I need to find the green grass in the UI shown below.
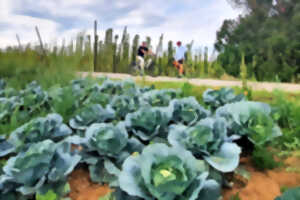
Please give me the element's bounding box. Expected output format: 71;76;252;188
0;48;78;90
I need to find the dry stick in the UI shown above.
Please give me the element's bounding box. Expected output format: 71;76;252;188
16;34;22;51
93;20;98;72
35;26;48;63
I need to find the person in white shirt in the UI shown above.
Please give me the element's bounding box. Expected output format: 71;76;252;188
174;41;187;76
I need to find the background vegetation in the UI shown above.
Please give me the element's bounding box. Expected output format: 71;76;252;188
216;0;300;82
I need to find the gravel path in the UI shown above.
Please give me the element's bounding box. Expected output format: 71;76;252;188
79;72;300;93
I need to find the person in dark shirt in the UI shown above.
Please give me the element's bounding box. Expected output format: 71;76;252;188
136;42;153;74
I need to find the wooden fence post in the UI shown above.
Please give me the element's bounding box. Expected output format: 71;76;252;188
94;20;98;72
35;26;47;60
16;34;22;51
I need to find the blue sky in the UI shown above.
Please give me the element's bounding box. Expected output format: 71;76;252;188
0;0;241;53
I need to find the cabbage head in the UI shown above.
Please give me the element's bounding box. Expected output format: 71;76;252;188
169;97;210;126
119;143;221;200
216;101;282;145
0;140;80;196
80;123;143;186
125;106;172;141
141;89;179;107
8;113;72;152
168;117;241;173
69;104;115;130
203;88;245;110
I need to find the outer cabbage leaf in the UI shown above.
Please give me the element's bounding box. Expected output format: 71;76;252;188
119;143;212;200
125;106;172;141
216;101;282;145
0;136;15;157
204;143;241;173
8;113;72;151
203;88;245;110
169;97;210;126
196;179;221;200
69;104;115;130
275;187;300;200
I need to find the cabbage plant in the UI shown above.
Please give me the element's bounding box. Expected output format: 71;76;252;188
216;101;282;145
110;95;141;120
141;89;179;107
7;113;72;152
0;140;80;196
169;97;210;126
19;81;49;114
0;97;21;123
168;117;241;173
125;106;172;141
119;143;221;200
203;88;245;110
80;123;143;186
69;104;115;130
83;84;111;107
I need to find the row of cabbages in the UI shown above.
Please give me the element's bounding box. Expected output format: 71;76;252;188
0;78;282;200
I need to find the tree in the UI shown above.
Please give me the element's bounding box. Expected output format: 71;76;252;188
216;0;300;82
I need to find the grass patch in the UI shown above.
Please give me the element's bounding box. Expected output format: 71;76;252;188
251;146;282;171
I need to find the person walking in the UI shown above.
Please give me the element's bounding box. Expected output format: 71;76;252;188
173;41;187;77
136;42;152;74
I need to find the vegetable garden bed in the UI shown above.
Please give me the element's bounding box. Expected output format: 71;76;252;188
0;77;299;200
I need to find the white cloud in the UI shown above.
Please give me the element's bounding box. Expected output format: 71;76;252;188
0;0;242;52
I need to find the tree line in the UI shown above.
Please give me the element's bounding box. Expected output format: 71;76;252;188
215;0;300;82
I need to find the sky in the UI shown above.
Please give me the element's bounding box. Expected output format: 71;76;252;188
0;0;242;54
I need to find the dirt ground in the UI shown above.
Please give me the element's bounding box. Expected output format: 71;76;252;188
79;72;300;93
223;155;300;200
68;168;111;200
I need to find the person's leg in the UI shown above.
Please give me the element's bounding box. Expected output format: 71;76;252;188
178;59;184;76
145;58;152;69
137;56;145;75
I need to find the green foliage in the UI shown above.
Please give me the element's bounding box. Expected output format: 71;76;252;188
181;82;193;97
99;192;115;200
36;190;57;200
251;146;281;171
216;0;300;82
230;192;241;200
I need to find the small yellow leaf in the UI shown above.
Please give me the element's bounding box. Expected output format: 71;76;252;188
160;169;172;178
132;152;139;157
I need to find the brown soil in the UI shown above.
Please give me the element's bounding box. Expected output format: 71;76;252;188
68;168;111;200
223;156;300;200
